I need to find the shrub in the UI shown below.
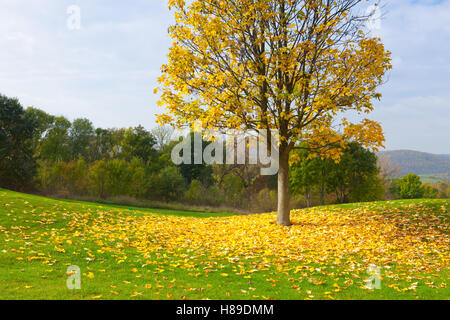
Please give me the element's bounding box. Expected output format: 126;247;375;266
150;166;186;201
253;188;277;212
105;159;132;196
184;179;203;204
222;174;245;207
423;184;439;199
203;185;222;207
350;175;385;202
390;174;424;199
127;158;149;199
88;160;108;198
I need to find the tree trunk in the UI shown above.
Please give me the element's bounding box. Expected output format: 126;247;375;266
306;188;311;208
277;150;291;226
320;168;325;205
320;181;325;206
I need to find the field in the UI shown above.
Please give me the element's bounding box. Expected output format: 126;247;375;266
420;173;450;184
0;188;448;300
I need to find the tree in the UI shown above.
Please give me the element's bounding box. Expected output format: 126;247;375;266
184;179;203;204
128;158;149;198
150;166;186;201
422;184;438;199
40;116;72;162
436;182;449;199
105;159;132;196
121;126;157;163
92;128;123;161
24;107;55;156
151;126;174;151
290;142;383;205
177;132;214;186
69;118;95;161
0;94;37;190
377;154;400;181
157;0;391;225
89;160;108;199
327;142;382;203
70;158;89;195
390;174;424;200
222;174;245;207
289;148;323;207
377;153;401;200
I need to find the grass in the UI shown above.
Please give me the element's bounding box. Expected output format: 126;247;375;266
0;188;448;300
40;193;238;217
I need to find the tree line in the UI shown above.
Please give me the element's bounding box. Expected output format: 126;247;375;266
1;94;448;212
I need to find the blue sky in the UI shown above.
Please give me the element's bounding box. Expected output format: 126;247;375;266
0;0;449;154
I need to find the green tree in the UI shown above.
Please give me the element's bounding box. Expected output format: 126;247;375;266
36;160;54;193
290;148;324;207
349;174;384;203
122;126;157;163
67;158;89;195
436;182;449;199
222;174;245;207
127;158;149;198
328;143;382;203
40;116;72;162
151;166;186;201
0;94;37;190
70;118;95;161
177;132;214;187
184;179;203;204
24;107;55;156
92;128;124;161
290;143;383;205
390;174;424;199
89;160;109;198
105;159;132;197
423;184;439;199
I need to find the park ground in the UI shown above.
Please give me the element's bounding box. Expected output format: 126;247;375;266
0;188;448;300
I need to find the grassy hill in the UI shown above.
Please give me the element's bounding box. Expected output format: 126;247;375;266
379;150;450;177
0;189;448;300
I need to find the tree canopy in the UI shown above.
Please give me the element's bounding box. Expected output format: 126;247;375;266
157;0;392;225
0;95;37;190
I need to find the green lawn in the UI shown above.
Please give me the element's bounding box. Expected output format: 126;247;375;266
0;188;448;300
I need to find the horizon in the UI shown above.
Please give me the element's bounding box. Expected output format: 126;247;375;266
380;149;450;156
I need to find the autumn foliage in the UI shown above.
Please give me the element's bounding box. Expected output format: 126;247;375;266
156;0;392;225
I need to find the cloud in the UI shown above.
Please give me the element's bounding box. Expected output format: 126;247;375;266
370;95;450;153
0;0;173;129
368;0;450;153
0;0;448;153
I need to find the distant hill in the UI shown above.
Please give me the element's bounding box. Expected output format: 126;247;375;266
378;150;450;176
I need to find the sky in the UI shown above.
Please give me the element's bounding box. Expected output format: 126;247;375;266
0;0;449;154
